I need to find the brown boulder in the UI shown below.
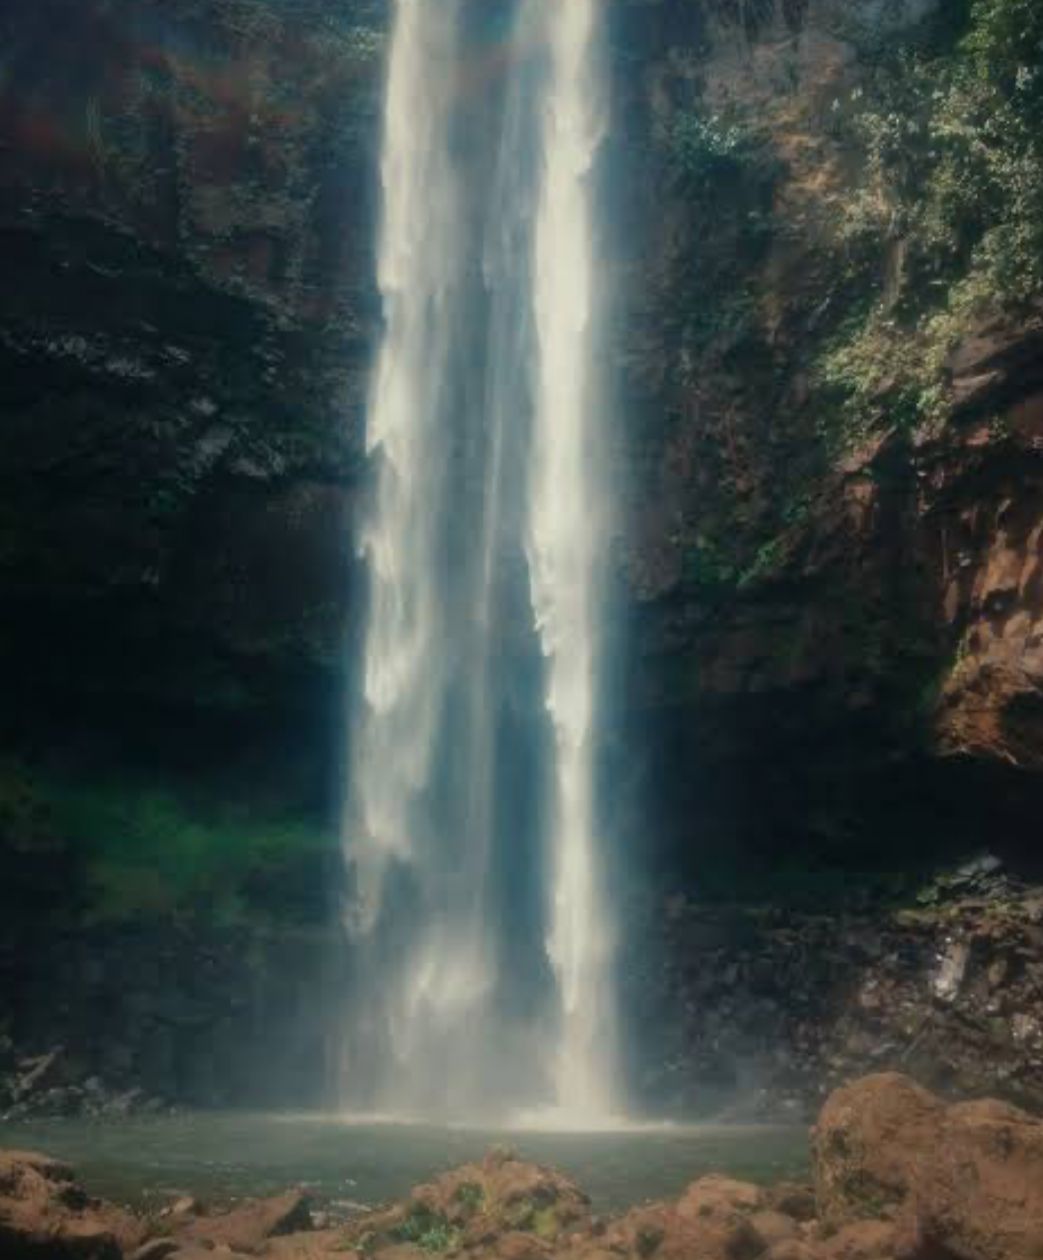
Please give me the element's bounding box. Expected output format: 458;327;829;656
605;1181;764;1260
402;1151;589;1246
764;1185;816;1224
487;1230;555;1260
0;1149;143;1259
677;1176;764;1221
266;1230;389;1259
814;1074;1043;1260
748;1211;799;1252
813;1073;943;1226
129;1242;181;1260
817;1221;895;1260
903;1098;1043;1260
179;1188;313;1253
764;1244;818;1260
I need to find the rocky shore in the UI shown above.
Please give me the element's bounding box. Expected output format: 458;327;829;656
2;1073;1040;1260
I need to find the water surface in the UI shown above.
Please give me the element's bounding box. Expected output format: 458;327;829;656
0;1114;808;1212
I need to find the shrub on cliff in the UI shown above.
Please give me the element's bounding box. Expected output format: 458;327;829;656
817;0;1043;444
1;764;332;928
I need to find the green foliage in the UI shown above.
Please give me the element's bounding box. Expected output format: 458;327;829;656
342;26;385;62
737;534;790;590
668;111;767;191
394;1208;460;1253
503;1196;560;1237
0;761;52;852
816;0;1043;445
530;1208;561;1241
686;536;740;593
43;778;330;925
453;1182;484;1213
685;521;797;597
664;106;779;372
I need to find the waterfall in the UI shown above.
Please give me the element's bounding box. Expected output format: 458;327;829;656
527;0;616;1121
342;0;618;1124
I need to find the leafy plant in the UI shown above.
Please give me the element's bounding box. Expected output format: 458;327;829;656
453;1182;484;1214
668;111;767;191
394;1208;461;1253
814;0;1043;445
41;778;331;925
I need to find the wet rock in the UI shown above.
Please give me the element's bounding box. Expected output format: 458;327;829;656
817;1220;896;1260
764;1244;818;1260
676;1175;764;1220
12;1047;66;1100
638;885;1043;1120
130;1241;182;1260
179;1188;313;1252
748;1210;799;1252
764;1185;816;1223
930;940;970;1003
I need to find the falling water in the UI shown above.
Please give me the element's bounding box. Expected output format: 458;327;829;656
527;0;617;1121
343;0;618;1123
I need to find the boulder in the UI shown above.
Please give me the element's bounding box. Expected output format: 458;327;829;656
129;1242;181;1260
748;1210;799;1252
814;1073;1043;1259
0;1149;143;1258
178;1188;313;1252
396;1151;589;1246
814;1073;944;1225
817;1221;896;1260
764;1185;816;1223
677;1176;765;1221
265;1229;376;1259
900;1098;1043;1260
764;1244;818;1260
604;1178;766;1260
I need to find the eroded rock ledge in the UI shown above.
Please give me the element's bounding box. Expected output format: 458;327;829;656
3;1074;1041;1260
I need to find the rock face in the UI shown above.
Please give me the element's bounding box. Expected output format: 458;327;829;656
628;881;1043;1119
0;0;381;787
0;919;342;1116
606;0;1043;880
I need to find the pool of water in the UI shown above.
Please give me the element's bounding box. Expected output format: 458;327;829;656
0;1113;809;1213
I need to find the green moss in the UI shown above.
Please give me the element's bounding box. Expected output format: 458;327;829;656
394;1207;461;1253
16;771;334;925
531;1207;561;1241
667;110;773;193
453;1182;484;1214
504;1199;536;1232
838;1171;899;1219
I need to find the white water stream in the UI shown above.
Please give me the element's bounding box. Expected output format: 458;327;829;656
343;0;618;1125
527;0;617;1121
